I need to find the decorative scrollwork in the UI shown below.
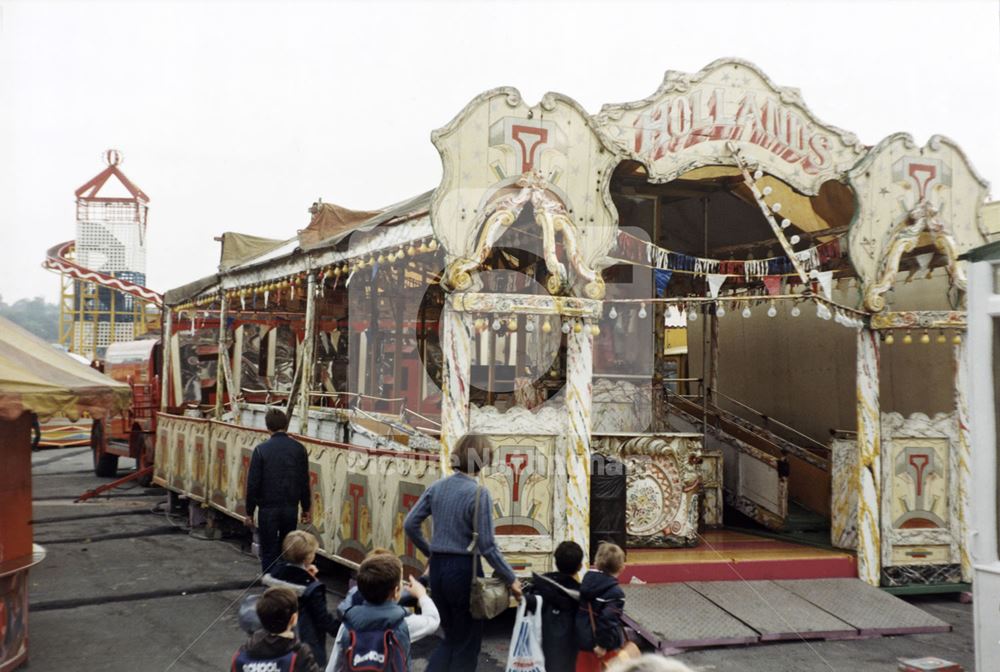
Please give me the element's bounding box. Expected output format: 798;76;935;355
441;170;604;298
865;200;967;312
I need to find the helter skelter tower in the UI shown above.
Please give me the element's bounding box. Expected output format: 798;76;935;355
47;150;158;360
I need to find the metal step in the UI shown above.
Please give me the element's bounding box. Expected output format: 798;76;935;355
623;578;950;652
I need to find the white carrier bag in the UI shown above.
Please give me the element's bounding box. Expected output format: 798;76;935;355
505;595;546;672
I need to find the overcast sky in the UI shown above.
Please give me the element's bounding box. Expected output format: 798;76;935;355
1;0;998;302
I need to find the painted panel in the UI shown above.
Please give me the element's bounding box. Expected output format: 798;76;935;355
880;412;963;575
0;571;28;672
847;134;988;311
830;436;858;551
594;58;865;196
431;88;619;278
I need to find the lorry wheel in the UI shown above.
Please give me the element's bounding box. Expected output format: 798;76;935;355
91;420;119;477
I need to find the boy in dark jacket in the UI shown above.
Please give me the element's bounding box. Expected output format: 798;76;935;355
574;542;640;672
264;530;341;668
527;541;584;672
328;553;411;672
232;586;321;672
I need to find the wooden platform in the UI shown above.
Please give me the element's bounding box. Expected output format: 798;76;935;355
623;578;951;652
620;529;857;584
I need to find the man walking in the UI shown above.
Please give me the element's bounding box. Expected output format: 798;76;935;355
245;408;312;574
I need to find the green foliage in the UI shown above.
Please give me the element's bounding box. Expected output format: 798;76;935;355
0;295;60;342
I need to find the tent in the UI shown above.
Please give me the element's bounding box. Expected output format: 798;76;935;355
0;316;130;671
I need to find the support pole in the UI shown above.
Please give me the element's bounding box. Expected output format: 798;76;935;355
160;309;173;412
856;327;882;585
214;293;228;418
565;320;595;561
953;336;972;582
439;300;473;473
299;273;318;434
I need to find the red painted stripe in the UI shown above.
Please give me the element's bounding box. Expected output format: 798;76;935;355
618;556;857;584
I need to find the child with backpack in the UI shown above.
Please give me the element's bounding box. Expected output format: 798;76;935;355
327;552;416;672
526;541;584;672
574;542;640;672
264;530;342;667
232;586;322;672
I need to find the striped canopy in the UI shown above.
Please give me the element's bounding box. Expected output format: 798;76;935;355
0;317;131;421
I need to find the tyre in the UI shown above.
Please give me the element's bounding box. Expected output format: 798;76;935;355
91;420;119;477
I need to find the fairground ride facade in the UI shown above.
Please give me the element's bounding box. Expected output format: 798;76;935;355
154;59;997;589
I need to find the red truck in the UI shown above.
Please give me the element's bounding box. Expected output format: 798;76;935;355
90;339;162;484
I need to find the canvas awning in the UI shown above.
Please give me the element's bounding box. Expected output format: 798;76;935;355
0;317;131;421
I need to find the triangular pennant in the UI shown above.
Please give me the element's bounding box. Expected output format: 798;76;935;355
815;270;833;299
707;273;727;298
762;275;781;296
654;269;673;298
915;252;934;271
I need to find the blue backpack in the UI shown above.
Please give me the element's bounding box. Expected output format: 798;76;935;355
231;649;298;672
342;605;408;672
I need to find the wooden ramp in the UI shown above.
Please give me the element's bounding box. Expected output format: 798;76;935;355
623;578;950;652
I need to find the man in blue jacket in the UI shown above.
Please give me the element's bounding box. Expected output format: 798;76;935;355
245;408;312;573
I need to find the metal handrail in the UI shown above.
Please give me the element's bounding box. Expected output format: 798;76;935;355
712;388;831;453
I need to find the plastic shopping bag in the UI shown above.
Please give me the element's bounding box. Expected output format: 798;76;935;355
505;596;546;672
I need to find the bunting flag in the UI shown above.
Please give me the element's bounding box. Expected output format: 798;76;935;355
615;230;842;280
707;273;727;298
654;269;673;297
815;270;834;299
762;275;782;296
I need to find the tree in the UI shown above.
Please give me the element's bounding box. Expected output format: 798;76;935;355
0;295;60;342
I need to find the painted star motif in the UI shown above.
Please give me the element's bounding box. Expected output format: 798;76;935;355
879;187;890;196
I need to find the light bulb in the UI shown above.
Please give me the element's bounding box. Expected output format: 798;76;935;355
525;318;535;333
741;306;752;318
638;303;647;319
716;305;726;318
885;332;895;345
781;219;791;229
591;324;601;336
561;322;571;334
791;305;801;317
491;318;501;331
790;235;800;245
936;332;946;344
771;203;782;213
753;169;763;180
573;322;583;334
609;306;618;320
767;305;777;318
920;331;930;344
762;186;773;196
953;334;962;344
809;269;819;279
903;332;913;345
541;319;552;334
508;317;518;331
687;309;698;322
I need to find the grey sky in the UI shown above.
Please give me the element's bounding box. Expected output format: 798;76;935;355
1;0;998;302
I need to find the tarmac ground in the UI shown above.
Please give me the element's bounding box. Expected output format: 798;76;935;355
26;447;974;671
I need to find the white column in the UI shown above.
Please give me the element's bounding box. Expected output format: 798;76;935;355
439;302;473;472
160;308;173;411
214;293;228;418
856;327;881;586
565;321;594;561
953;337;972;582
298;273;318;434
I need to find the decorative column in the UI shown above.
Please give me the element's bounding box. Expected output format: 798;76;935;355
565;320;595;561
953;336;972;582
298;273;318;434
160;308;173;412
439;299;473;473
856;327;882;585
214;293;228;418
